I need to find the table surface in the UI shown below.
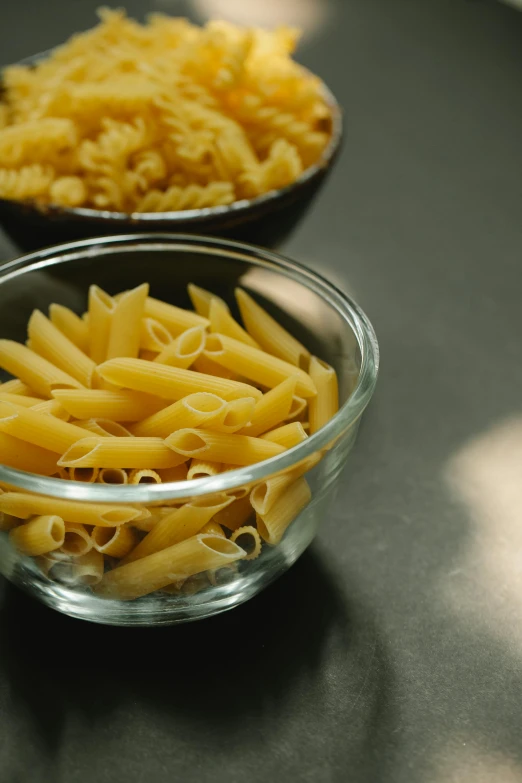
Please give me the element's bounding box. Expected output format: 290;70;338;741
1;1;522;781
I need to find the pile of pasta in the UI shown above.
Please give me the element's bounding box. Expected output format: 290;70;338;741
0;9;333;213
0;282;338;599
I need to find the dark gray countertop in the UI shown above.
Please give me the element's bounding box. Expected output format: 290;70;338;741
1;1;522;781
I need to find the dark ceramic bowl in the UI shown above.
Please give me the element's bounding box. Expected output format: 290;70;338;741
0;53;342;251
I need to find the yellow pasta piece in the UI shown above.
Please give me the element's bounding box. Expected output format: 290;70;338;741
74;418;134;437
61;522;93;556
0;340;84;397
128;468;161;484
68;467;99;483
204;334;316;397
208;298;259;348
106;283;149;360
0;392;42;407
0;491;146;527
0;431;55;475
188;284;229;318
186;459;222;480
0;512;20;532
122;493;233;563
88;285;115;363
30;399;71;420
261;421;308;448
0;379;39;396
156;464;188;483
230;526;262;560
191;354;238;380
69;549;104;586
205;396;256;434
49;303;90;354
58;436;186;469
144;297;209;335
214;493;254;530
9;514;65;556
98;357;262;401
98;468;129;484
92;524;138;558
130;392;226;438
96;534;245;600
51;389;165;421
256;477;311;545
286;395;307;421
153;325;206;369
139;317;172;352
0;401;93;453
166;428;285;465
308;356;339;434
28;310;96;387
235;288;311;369
238;377;296;437
199;521;226;537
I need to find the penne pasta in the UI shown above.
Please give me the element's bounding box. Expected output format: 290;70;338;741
98;468;128;485
68;467;99;483
92;524;138;558
153;325;206;369
186;460;222;480
285;395;308;422
74;418;134;437
308;356;339;434
51;389;166;421
166;428;285;466
156;464;188;483
235;288;311;369
256;477;311;545
230;526;262;560
0;379;40;396
140;317;172;353
28;310;96;387
0;340;84;397
9;514;65;556
69;549;105;586
0;491;146;527
191;353;238;380
0;401;93;453
31;399;71;420
58;436;187;469
204;334;316;398
88;285;115;364
96;534;245;600
213;493;254;531
250;465;312;516
238;377;297;437
61;522;92;556
261;422;308;449
0;392;43;408
144;296;209;335
208;298;259;348
188;283;229;318
205;397;256;434
98;357;262;401
128;468;162;484
199;521;226;537
129;392;227;438
106;283;149;360
49;303;90;354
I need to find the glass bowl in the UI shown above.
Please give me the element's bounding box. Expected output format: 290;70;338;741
0;234;378;625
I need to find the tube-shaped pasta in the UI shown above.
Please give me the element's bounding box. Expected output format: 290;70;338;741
199;521;226;537
0;432;57;475
144;297;209;335
156;464;188;483
96;534;245;600
209;298;259;348
308;356;339;434
107;283;149;360
153;325;206;369
128;469;162;484
188;283;229;318
0;392;42;407
61;522;92;556
261;422;308;448
186;460;222;480
0;512;20;532
166;428;285;466
98;468;129;485
49;303;90;354
285;396;308;421
70;549;104;586
238;377;297;437
0;340;84;396
74;419;134;437
206;397;256;434
130;392;227;438
0;379;40;396
140;317;172;352
230;526;262;560
28;310;96;387
51;389;165;421
250;459;314;515
88;285;115;363
92;524;138;558
10;514;65;556
204;334;316;398
235;288;311;369
68;467;99;483
31;399;71;420
122;493;234;563
0;401;93;453
256;477;311;545
191;354;238;380
213;494;254;530
98;357;262;401
0;491;146;527
58;437;187;469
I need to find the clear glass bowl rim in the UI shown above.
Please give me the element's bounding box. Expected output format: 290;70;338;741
0;233;379;502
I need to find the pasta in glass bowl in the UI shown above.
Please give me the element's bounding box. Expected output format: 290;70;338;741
0;235;378;625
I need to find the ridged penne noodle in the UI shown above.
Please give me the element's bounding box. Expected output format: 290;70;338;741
213;494;254;530
59;436;187;469
88;285;115;363
61;522;92;556
261;422;308;449
286;395;307;421
49;303;90;354
0;432;55;475
204;334;316;398
199;521;226;537
0;491;145;527
68;467;99;483
96;534;245;599
230;526;262;560
144;297;209;335
91;524;138;558
0;392;42;407
153;325;206;369
9;514;65;556
250;462;314;515
235;288;311;369
209;298;259;348
308;356;339;434
31;399;71;420
107;283;149;360
0;379;40;396
51;389;165;421
130;393;227;438
205;396;256;434
98;468;128;485
191;354;238;380
69;549;105;586
98;357;262;401
28;310;96;387
156;464;188;483
188;283;229;318
186;460;222;480
256;477;312;545
0;401;92;453
128;468;161;484
236;378;295;438
74;418;134;437
122;493;233;563
140;317;172;352
166;428;285;466
0;340;83;396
